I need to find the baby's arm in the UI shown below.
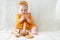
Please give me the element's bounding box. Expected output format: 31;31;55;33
20;16;25;22
25;13;33;24
16;14;25;23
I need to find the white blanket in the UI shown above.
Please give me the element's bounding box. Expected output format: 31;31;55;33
0;31;60;40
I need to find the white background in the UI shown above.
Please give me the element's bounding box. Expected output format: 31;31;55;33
0;0;60;32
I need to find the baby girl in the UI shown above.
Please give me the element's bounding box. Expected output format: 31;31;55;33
12;1;38;38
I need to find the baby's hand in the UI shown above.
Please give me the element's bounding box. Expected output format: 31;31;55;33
20;16;25;21
25;16;30;23
21;13;30;23
24;14;30;20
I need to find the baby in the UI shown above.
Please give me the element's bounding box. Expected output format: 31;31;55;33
12;1;38;38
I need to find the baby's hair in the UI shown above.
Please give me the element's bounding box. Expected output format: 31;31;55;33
18;1;28;6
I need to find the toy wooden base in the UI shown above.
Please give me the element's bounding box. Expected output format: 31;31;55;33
15;30;34;38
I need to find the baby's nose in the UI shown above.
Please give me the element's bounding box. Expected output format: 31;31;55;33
23;11;25;14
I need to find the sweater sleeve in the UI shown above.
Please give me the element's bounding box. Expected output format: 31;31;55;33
27;13;33;24
16;14;22;23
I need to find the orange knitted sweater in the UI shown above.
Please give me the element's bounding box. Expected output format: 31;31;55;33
16;13;36;30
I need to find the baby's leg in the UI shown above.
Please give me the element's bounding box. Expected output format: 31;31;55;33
12;27;20;37
12;27;20;34
30;26;38;35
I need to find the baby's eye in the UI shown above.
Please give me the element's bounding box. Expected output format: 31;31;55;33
21;10;23;11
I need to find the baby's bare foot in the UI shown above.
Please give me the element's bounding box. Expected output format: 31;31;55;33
31;31;38;35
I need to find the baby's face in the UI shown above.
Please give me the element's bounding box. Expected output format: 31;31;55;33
18;5;28;14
